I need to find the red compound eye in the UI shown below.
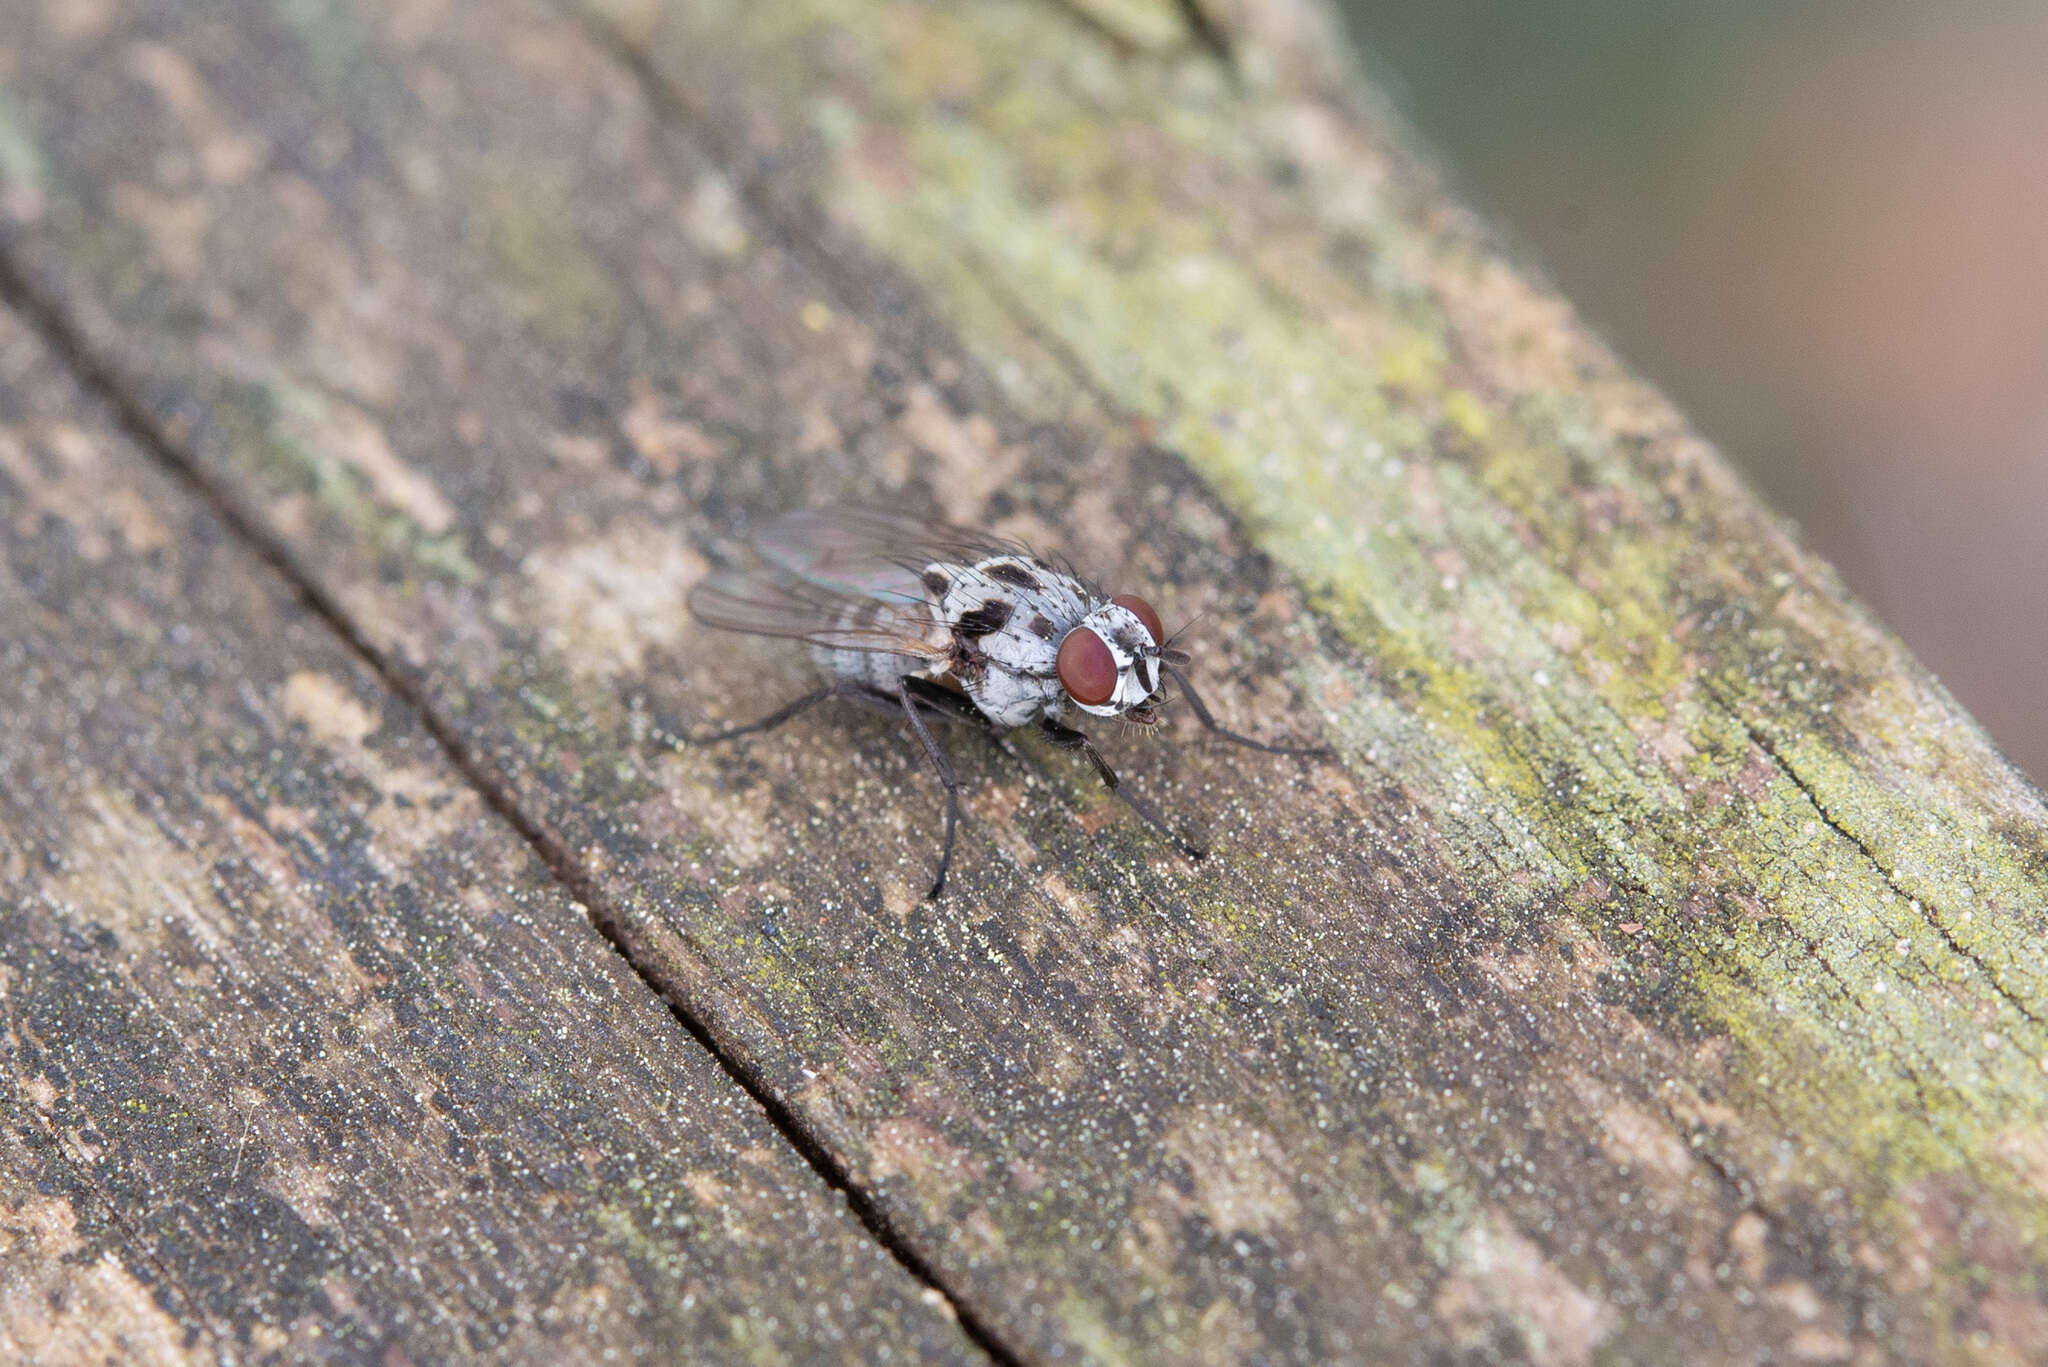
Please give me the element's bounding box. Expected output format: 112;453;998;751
1056;626;1118;706
1110;593;1164;646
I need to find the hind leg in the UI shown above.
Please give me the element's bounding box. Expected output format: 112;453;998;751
670;681;879;743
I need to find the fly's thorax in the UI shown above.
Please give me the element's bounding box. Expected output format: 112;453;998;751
965;662;1065;729
922;555;1092;728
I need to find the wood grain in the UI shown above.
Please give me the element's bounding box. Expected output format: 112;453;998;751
2;0;2044;1361
0;300;975;1363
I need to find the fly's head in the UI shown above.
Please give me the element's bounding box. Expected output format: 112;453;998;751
1055;594;1185;723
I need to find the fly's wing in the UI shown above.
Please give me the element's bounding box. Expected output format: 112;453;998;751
750;505;1049;601
687;565;952;659
692;503;1082;657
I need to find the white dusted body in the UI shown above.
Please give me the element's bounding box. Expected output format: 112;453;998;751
686;504;1325;897
807;594;952;693
689;508;1162;732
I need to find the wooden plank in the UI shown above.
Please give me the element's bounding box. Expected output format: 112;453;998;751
3;0;2045;1361
0;301;977;1363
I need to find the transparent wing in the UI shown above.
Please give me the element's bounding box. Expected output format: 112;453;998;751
687;565;952;658
751;504;1056;600
690;503;1090;656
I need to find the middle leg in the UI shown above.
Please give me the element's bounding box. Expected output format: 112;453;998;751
896;679;963;899
1039;719;1206;861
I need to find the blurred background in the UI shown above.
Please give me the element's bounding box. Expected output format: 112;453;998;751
1330;0;2048;785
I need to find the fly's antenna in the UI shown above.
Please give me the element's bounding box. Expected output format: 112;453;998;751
1146;616;1198;679
1161;611;1208;654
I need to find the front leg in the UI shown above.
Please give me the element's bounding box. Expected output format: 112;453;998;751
1038;719;1206;861
1164;663;1333;758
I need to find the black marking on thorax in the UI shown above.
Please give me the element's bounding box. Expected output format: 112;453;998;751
982;560;1042;590
922;568;952;597
1026;613;1056;640
954;598;1015;637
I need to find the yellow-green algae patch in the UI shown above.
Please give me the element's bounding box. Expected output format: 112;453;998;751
598;0;2048;1266
0;84;46;201
217;377;479;583
468;166;624;347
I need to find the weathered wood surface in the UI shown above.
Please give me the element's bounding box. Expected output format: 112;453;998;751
2;0;2045;1363
0;301;976;1362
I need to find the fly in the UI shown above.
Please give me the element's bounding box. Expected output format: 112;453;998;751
684;505;1328;896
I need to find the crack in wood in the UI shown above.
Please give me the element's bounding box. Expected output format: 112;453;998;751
1738;711;2044;1034
1172;0;1240;74
1031;0;1239;76
1034;0;1143;59
553;13;2046;1344
0;244;1017;1367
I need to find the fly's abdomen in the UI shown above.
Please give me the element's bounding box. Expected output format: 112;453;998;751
811;642;932;690
809;597;948;690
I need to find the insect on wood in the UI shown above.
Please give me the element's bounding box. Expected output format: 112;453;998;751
685;506;1329;896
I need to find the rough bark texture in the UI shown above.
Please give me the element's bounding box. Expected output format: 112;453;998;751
0;0;2043;1363
0;304;973;1361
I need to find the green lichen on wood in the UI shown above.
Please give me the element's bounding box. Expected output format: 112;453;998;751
214;377;481;583
0;83;44;197
469;165;625;346
600;0;2048;1289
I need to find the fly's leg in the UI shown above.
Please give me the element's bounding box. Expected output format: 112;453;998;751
899;677;995;732
1039;719;1207;861
672;677;968;897
671;681;877;744
675;680;971;743
901;677;1021;756
1164;663;1333;758
895;680;962;899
